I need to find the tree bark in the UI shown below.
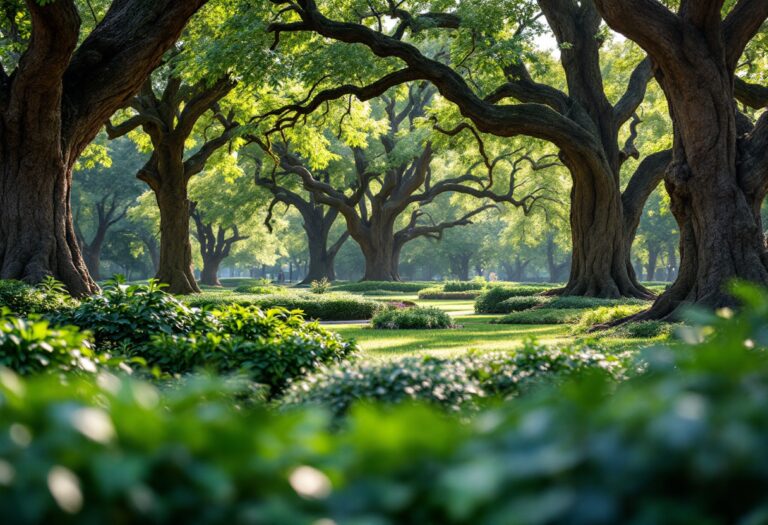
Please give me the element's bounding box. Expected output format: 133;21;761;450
154;182;200;294
200;257;224;287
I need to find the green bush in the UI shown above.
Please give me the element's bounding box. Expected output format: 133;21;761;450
575;304;647;332
372;306;453;329
0;313;101;375
0;278;75;316
331;281;432;293
309;278;331;294
497;295;550;312
55;278;204;350
138;306;356;395
360;289;400;296
282;343;625;416
233;284;279;294
418;287;481;300
622;320;674;338
442;279;486;292
495;308;584;324
184;292;383;321
474;286;550;313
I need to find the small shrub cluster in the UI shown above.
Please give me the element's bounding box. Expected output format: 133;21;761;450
497;295;549;312
0;278;75;316
54;278;203;350
546;295;645;310
331;281;432;293
309;277;331;294
474;285;550;313
575;304;648;332
371;306;453;329
0;313;103;376
138;306;356;395
282;342;626;416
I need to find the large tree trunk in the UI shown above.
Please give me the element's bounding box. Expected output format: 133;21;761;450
300;220;346;284
562;167;649;298
199;256;223;287
0;158;96;295
154;184;200;294
83;245;102;282
360;241;400;281
646;245;659;282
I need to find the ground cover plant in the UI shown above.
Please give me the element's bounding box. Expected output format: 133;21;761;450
372;306;454;329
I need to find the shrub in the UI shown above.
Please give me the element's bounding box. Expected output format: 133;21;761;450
372;306;453;329
418;287;481;300
497;295;550;312
0;313;101;375
55;278;203;350
137;306;356;395
183;292;383;321
614;320;676;339
495;308;584;325
575;304;648;332
442;279;486;292
233;284;279;294
360;289;399;296
310;277;331;294
0;278;75;316
331;281;432;293
474;286;550;313
282;343;626;416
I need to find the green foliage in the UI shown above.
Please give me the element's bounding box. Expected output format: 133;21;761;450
442;279;486;292
575;304;648;332
546;295;646;310
497;295;550;312
55;278;203;350
495;308;584;325
331;281;432;293
7;287;768;522
372;307;453;330
309;277;331;294
418;286;482;300
233;284;279;294
138;306;356;395
183;292;383;321
0;313;100;376
0;279;75;317
474;285;550;314
282;343;625;417
617;320;675;339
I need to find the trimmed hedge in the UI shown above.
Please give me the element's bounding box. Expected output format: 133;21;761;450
442;280;486;292
372;306;453;329
497;295;550;312
331;281;433;293
183;292;383;321
418;287;481;300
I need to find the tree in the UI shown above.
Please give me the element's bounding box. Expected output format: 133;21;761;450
72;136;145;281
106;73;239;293
594;0;768;318
0;0;207;295
190;204;248;286
259;87;548;281
264;0;672;297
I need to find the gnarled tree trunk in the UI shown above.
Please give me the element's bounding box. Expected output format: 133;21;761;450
154;180;200;294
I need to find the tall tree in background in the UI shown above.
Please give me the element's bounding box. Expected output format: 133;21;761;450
256;163;349;283
0;0;207;295
107;74;239;293
264;0;671;297
595;0;768;318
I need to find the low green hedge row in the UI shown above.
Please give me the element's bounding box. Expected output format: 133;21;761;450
282;342;626;416
371;306;454;329
183;292;383;321
417;287;481;300
3;290;768;523
0;279;75;317
330;281;434;293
